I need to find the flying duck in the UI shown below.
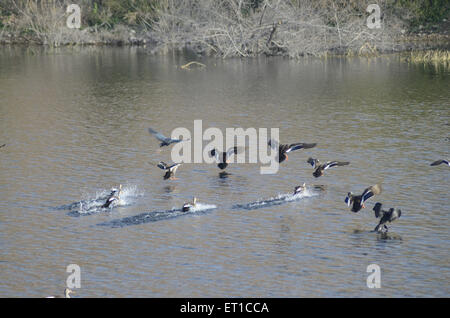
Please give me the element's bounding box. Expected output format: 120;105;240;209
102;184;122;208
312;160;350;178
430;159;449;166
269;139;317;163
46;288;74;298
209;146;244;170
293;183;306;195
148;128;189;147
182;197;197;212
373;202;401;233
157;161;182;180
345;184;382;213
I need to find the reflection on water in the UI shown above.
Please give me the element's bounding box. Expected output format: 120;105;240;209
0;47;449;297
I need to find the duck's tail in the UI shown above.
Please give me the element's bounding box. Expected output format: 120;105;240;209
371;184;382;195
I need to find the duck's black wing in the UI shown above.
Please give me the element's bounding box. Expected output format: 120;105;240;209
385;208;401;223
168;163;182;172
209;148;223;162
361;184;382;204
148;128;171;142
373;202;383;218
430;159;449;166
361;189;375;204
226;146;245;160
323;161;350;170
0;144;5;149
374;208;401;232
286;143;317;153
157;161;168;170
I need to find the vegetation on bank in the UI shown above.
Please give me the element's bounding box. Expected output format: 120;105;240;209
402;49;450;64
1;0;449;58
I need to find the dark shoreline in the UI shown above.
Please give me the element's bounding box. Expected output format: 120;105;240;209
1;28;449;59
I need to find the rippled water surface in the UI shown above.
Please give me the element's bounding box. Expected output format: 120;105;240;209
0;47;448;297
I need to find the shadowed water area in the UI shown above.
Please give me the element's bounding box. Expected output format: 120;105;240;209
0;47;448;297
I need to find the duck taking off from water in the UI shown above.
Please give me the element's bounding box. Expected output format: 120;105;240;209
269;139;317;163
148;128;189;147
46;288;74;298
209;147;245;170
312;160;350;178
293;183;306;195
157;161;182;180
373;202;401;233
102;184;122;208
430;159;449;167
345;184;382;213
182;197;197;212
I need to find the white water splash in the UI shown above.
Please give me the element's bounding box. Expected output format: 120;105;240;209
76;185;143;214
170;202;217;213
188;202;217;212
238;187;319;210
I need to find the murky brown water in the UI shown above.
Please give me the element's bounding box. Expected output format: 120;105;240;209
0;46;449;297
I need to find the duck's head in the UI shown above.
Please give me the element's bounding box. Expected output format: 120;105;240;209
294;183;306;194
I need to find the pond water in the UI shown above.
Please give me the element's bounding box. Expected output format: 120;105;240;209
0;46;448;297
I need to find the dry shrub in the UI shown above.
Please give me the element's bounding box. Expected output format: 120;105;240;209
144;0;407;57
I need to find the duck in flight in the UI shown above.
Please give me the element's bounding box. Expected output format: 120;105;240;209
430;159;449;167
157;161;182;180
345;184;382;213
182;197;197;212
209;147;245;170
268;139;317;163
148;128;189;147
373;202;402;233
102;185;122;208
46;288;74;298
307;158;350;178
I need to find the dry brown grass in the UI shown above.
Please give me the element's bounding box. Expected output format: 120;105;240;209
403;50;450;64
